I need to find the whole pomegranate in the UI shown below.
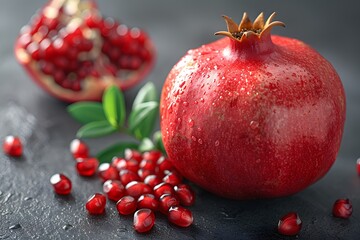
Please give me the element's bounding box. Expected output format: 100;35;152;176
15;0;155;102
160;13;345;199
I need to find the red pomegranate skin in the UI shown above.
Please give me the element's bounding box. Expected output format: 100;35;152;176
160;16;345;199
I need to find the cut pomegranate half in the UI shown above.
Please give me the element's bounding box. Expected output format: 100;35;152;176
14;0;155;102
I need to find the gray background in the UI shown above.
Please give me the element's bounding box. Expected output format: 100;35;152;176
1;0;360;239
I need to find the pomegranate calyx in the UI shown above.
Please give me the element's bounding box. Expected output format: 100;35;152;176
215;12;285;42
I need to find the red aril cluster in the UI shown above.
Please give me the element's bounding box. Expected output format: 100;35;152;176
3;136;23;157
63;145;195;233
15;0;155;102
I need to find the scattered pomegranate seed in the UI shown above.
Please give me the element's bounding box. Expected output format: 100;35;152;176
120;169;140;186
75;158;99;177
125;181;152;198
50;173;72;195
356;158;360;175
137;194;159;211
159;194;180;214
156;157;174;174
153;182;175;199
144;175;162;188
332;199;353;219
3;136;23;157
163;171;182;186
70;139;89;159
139;159;157;172
174;184;195;206
116;196;137;215
124;148;143;162
133;209;155;233
142;150;162;162
112;157;139;172
86;193;107;215
98;163;119;182
103;180;125;202
168;206;193;227
277;212;302;236
137;169;154;181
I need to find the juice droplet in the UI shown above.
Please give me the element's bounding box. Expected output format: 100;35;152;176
215;140;220;146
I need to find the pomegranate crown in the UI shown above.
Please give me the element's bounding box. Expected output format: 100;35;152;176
215;12;285;42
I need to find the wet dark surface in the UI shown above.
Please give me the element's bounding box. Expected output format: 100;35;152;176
1;1;360;239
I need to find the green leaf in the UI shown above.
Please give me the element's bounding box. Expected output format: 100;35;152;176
153;131;166;154
96;142;139;164
138;138;155;152
76;121;117;138
67;102;107;124
128;101;158;140
132;82;157;109
103;86;126;128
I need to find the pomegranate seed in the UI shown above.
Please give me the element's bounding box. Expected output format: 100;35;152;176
153;182;175;199
124;148;143;162
137;169;154;181
70;139;89;159
156;157;174;174
278;212;302;236
163;171;182;186
159;194;180;214
103;180;125;202
3;136;23;157
357;158;360;175
139;159;157;172
174;184;195;206
119;169;140;186
168;206;193;227
125;181;152;199
75;158;99;177
332;199;353;219
144;175;162;188
85;193;106;215
112;157;139;172
27;42;41;61
133;209;155;233
85;13;102;29
98;163;119;182
137;194;159;211
117;196;137;215
142;150;162;162
50;173;72;195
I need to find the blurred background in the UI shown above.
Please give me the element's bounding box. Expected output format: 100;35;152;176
1;0;360;239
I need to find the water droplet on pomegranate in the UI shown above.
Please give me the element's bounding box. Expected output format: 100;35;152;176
197;127;202;132
221;76;225;80
198;139;203;144
200;98;204;103
194;100;198;104
188;119;194;127
250;121;259;130
183;101;189;107
191;136;197;142
177;118;181;123
215;140;220;146
214;65;218;70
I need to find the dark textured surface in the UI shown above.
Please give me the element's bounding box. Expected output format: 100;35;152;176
1;0;360;239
